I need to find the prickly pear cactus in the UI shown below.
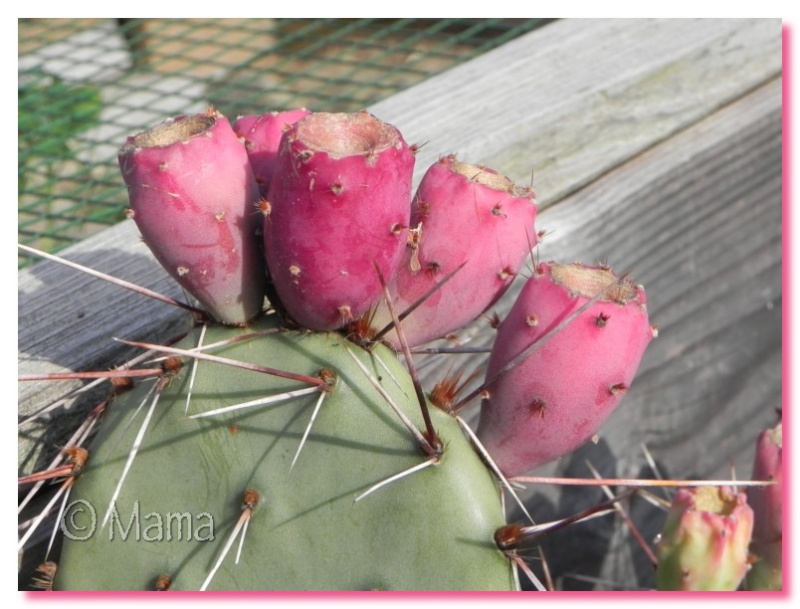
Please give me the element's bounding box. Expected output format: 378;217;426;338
233;108;311;196
655;486;754;591
746;422;783;591
477;262;654;477
55;318;514;590
371;154;538;349
22;107;677;591
118;110;265;326
263;110;415;330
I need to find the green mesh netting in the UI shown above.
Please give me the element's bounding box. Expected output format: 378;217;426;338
18;18;549;268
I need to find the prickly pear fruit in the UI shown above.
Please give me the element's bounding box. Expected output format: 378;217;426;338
263;111;414;331
371;155;537;348
746;422;782;590
118;110;265;325
476;262;653;477
54;318;515;591
234;108;311;197
656;486;754;591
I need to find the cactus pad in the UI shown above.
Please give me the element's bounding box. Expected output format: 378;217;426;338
54;318;515;591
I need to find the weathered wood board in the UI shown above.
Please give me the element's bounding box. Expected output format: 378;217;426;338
18;18;783;590
486;78;781;589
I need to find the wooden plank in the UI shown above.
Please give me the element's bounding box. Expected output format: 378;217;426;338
18;19;781;478
375;18;781;205
16;21;783;590
18;244;191;471
500;78;779;590
435;77;782;476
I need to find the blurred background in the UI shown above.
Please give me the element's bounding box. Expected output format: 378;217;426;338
18;18;549;268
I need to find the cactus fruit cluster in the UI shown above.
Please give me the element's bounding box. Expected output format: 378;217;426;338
20;107;781;591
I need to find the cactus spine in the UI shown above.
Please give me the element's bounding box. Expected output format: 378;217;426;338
263;111;415;330
371;154;537;348
55;318;514;590
26;106;738;592
234;108;311;197
118;109;264;325
477;262;653;477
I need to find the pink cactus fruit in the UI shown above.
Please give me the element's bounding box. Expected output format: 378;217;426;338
370;155;537;349
118;109;265;325
263;110;414;330
746;422;783;590
233;108;311;197
656;486;754;591
476;262;654;477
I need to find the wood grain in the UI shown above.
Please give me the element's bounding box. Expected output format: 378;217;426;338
18;19;783;590
374;18;781;204
506;78;781;589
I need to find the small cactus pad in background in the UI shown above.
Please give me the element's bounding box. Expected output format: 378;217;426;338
263;111;415;331
746;422;783;590
372;155;537;348
118;110;265;325
233;109;311;197
54;319;515;591
476;262;653;477
656;486;754;591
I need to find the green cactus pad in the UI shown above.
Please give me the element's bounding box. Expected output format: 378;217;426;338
55;317;515;591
